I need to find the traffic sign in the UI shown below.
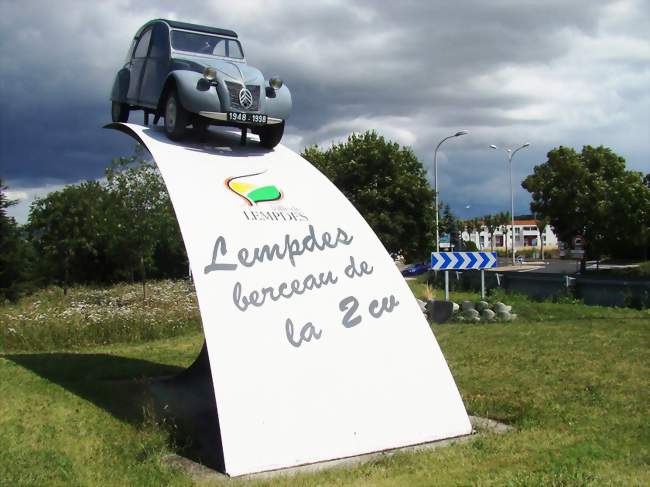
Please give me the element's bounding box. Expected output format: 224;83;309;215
431;251;497;270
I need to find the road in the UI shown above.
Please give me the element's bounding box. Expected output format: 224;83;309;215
490;258;581;274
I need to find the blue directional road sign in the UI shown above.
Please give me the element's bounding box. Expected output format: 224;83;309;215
431;251;497;270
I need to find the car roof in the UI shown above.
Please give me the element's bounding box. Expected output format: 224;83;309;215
144;19;238;39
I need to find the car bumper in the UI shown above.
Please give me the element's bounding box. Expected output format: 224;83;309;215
198;111;283;125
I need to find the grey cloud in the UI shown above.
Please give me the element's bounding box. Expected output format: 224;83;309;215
1;0;648;224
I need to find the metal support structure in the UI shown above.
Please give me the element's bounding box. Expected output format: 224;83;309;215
144;111;149;126
480;270;486;299
489;143;530;265
434;130;468;252
444;271;450;301
240;127;248;145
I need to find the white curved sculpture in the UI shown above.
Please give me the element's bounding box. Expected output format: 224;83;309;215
110;124;471;477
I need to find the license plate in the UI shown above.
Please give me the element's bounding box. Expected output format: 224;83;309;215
227;112;267;124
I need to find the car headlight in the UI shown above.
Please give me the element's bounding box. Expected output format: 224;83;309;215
203;67;217;81
269;76;283;90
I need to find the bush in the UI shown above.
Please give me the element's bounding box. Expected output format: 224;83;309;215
463;240;478;251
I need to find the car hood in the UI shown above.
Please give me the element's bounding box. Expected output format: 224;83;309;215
172;54;265;85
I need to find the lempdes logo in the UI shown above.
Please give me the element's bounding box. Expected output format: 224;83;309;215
225;170;308;222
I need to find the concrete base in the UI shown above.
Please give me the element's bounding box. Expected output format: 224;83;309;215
162;415;513;481
150;342;514;480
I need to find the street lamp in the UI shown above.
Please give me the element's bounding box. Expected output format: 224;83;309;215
489;142;530;265
434;130;469;252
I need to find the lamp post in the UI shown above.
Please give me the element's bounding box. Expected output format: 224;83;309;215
489;142;530;265
434;130;469;252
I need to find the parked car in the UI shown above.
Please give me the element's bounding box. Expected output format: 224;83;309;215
110;19;292;147
401;263;431;277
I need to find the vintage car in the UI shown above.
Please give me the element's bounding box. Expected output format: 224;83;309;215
110;19;291;147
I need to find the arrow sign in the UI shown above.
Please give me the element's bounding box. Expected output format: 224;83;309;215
431;252;497;270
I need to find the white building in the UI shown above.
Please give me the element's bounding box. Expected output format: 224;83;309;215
462;219;558;251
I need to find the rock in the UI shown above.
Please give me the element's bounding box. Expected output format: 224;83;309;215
496;310;512;321
476;301;490;312
463;308;480;320
494;302;508;313
510;313;518;320
451;302;460;313
461;300;475;312
481;309;496;321
416;298;427;314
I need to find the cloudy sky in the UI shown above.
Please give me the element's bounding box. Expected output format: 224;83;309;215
1;0;648;223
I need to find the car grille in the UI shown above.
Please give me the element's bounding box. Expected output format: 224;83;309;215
225;81;260;111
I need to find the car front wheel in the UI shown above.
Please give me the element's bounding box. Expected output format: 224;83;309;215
258;121;284;149
164;89;189;141
111;101;129;123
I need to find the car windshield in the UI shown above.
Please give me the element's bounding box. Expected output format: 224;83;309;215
170;30;243;59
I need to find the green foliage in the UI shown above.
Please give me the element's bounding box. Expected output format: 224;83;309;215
2;281;649;485
463;240;479;251
105;149;186;290
1;280;200;351
302;131;435;260
25;147;188;293
28;180;112;290
440;204;461;248
522;145;650;260
0;179;34;301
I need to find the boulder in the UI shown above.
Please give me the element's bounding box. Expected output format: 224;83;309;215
496;310;512;321
463;308;480;320
481;309;496;321
451;302;460;313
476;301;490;312
494;302;508;313
461;300;475;312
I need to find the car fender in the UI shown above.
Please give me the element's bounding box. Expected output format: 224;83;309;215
161;71;221;114
263;84;292;120
110;68;130;103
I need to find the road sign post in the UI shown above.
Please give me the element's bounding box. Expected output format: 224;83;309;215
481;270;486;299
431;252;497;301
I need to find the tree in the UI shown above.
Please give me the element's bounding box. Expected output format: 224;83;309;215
105;147;184;298
440;204;460;250
0;179;33;301
28;181;111;293
495;211;511;254
534;213;550;260
463;218;478;249
483;214;498;251
522;145;650;267
302;131;436;260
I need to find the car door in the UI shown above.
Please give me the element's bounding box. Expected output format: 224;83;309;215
139;23;170;108
126;27;152;104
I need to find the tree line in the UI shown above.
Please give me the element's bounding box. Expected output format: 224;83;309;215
1;147;187;301
1;135;648;302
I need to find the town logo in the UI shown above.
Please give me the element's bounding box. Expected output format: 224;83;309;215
225;170;308;222
225;171;283;206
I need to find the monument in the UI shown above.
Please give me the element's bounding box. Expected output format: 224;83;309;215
108;123;472;477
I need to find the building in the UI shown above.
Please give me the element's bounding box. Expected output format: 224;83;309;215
461;219;558;251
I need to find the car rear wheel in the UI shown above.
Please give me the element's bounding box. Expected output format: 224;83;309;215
111;101;129;123
258;121;284;149
164;89;189;141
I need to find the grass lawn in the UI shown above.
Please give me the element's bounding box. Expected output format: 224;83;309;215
1;280;649;485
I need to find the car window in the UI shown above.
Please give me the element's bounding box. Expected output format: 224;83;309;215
148;23;167;59
227;40;243;59
170;30;244;59
133;28;152;58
